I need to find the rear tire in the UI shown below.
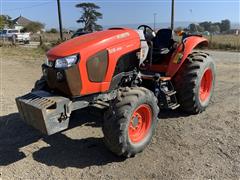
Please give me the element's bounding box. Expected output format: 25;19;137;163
103;87;159;157
173;51;216;114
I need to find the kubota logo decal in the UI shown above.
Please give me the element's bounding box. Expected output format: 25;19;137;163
116;32;130;39
109;47;123;54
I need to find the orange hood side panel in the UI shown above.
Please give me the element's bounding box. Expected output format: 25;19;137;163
80;34;140;95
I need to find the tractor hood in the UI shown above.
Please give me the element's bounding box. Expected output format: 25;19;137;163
47;28;140;60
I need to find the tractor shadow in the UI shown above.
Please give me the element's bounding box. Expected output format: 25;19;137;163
32;133;124;169
158;109;190;119
0;107;124;168
0;112;41;165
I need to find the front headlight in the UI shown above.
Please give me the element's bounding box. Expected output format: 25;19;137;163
55;54;79;68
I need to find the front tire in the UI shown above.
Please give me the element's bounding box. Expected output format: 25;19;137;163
103;87;159;157
173;51;216;114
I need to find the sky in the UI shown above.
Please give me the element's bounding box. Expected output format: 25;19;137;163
1;0;239;29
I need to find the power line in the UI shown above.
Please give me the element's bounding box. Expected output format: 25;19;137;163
3;2;53;12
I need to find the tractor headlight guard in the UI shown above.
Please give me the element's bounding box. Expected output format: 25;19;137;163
55;54;79;68
45;58;54;67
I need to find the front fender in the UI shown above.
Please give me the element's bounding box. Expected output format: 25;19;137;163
166;36;208;77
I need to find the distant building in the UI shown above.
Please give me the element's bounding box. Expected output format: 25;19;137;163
11;15;45;33
12;15;32;30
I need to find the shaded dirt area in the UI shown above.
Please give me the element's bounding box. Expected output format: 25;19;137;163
0;48;239;179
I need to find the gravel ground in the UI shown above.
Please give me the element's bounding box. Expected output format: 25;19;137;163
0;48;239;180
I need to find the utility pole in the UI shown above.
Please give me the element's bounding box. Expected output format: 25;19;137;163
153;13;157;31
57;0;63;40
171;0;175;30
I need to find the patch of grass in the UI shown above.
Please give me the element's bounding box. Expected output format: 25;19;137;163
0;46;45;61
38;33;239;51
206;35;240;51
31;33;72;42
38;39;63;52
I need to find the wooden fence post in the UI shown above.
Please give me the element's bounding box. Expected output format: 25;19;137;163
11;35;16;46
40;35;43;46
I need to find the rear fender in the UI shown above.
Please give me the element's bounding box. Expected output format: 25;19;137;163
166;36;208;77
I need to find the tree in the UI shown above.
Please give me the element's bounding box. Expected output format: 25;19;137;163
210;24;220;33
48;28;58;33
220;19;231;33
196;25;204;32
22;22;44;33
189;23;197;33
189;23;204;33
175;27;183;32
199;21;212;32
75;2;103;32
0;15;13;29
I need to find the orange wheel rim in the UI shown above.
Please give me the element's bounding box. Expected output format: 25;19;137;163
199;68;213;102
128;104;152;143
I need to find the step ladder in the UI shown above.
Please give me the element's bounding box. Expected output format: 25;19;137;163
140;72;180;110
158;78;180;110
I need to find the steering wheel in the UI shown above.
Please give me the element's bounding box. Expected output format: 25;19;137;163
138;25;154;34
138;25;156;40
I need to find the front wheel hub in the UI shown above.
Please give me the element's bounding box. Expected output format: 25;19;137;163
128;104;152;143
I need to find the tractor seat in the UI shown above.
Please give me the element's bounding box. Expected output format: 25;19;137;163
152;29;175;55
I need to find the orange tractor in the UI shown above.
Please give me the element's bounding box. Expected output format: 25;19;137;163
16;26;216;157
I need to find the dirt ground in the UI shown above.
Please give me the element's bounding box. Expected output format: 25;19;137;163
0;47;239;180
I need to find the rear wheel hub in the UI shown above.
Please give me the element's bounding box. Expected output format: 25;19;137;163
199;68;213;102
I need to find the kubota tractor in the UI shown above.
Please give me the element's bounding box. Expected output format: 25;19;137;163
16;26;216;157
